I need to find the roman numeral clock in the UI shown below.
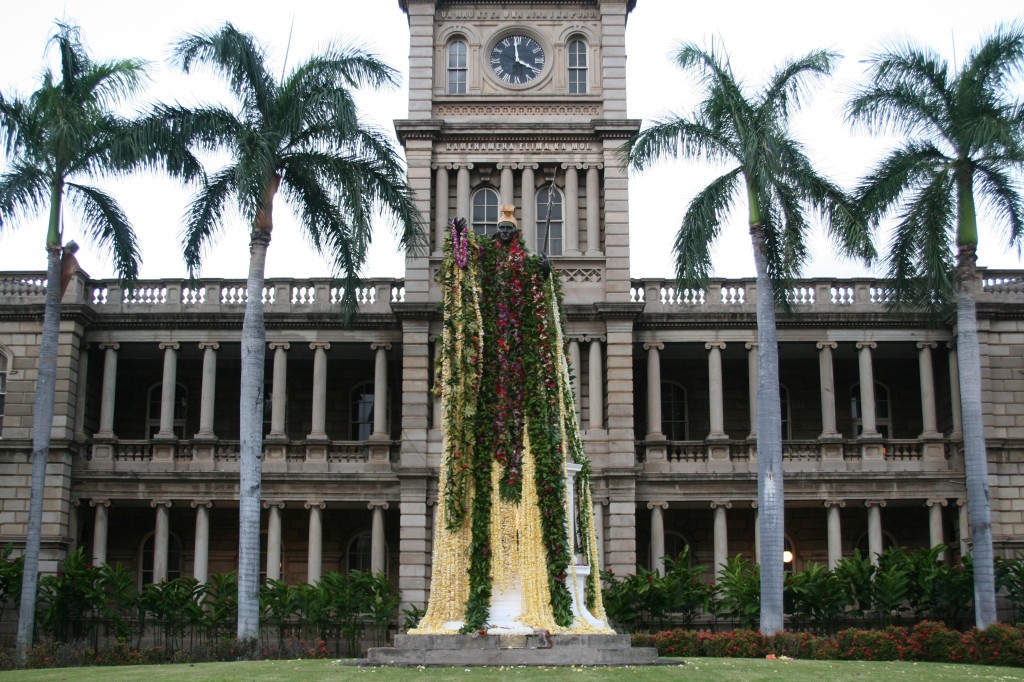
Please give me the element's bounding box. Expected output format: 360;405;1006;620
490;34;546;86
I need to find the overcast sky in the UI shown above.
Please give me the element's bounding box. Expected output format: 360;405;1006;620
0;1;1021;282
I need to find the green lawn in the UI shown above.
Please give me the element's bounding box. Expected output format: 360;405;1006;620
1;659;1022;681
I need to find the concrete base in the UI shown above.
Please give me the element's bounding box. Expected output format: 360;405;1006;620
366;633;663;666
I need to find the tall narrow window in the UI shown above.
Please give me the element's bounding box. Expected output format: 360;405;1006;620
347;530;388;575
139;532;182;586
472;187;500;237
660;381;688;440
350;381;375;441
146;382;188;439
0;350;7;436
568;39;588;94
780;384;791;440
851;381;892;438
447;40;468;94
536;186;563;255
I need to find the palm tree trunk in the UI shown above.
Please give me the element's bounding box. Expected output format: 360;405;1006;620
237;229;270;640
750;222;785;635
16;242;63;662
955;244;997;628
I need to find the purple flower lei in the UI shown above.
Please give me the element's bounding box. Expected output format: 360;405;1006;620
449;217;469;269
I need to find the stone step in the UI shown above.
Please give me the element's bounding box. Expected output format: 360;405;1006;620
391;633;633;650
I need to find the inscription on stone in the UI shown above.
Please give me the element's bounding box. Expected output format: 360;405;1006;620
445;141;593;152
440;9;599;20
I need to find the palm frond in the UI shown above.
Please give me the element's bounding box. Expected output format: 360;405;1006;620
65;183;141;282
620;114;733;172
673;167;742;289
286;41;400;92
856;141;950;223
958;22;1024;103
180;166;237;277
0;163;50;230
974;160;1024;254
760;49;839;122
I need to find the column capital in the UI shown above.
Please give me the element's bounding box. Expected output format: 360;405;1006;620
643;342;664;352
198;341;220;351
646;501;668;511
268;341;290;351
710;500;732;510
744;341;758;351
916;342;938;350
560;162;585;170
947;340;958;350
750;501;758;509
956;497;968;508
190;499;213;510
99;342;120;351
823;499;846;509
263;500;286;510
926;498;949;508
584;335;606;343
705;342;726;351
455;162;475;171
816;341;837;350
309;342;331;351
89;498;111;509
864;499;887;508
304;500;326;511
495;161;521;170
158;342;180;351
855;341;877;351
371;342;393;352
583;163;604;170
71;497;81;508
368;501;391;511
151;499;173;509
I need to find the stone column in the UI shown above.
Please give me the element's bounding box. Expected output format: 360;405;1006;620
752;501;760;565
746;342;758;439
563;164;581;255
957;498;970;558
371;343;391;438
918;343;940;438
456;165;471;221
588;337;604;430
191;500;212;583
585;165;601;255
90;499;110;565
648;502;667;576
927;499;949;561
712;500;731;580
96;343;119;438
499;163;514;205
522;164;537;250
865;500;886;566
644;342;664;439
264;501;284;582
268;342;289;438
73;345;89;440
152;500;172;583
156;342;180;438
307;342;330;440
856;342;879;437
306;501;325;583
434;165;449;251
706;342;727;439
948;343;963;439
824;499;845;570
195;343;219;438
593;500;606;568
369;501;389;575
817;341;840;438
568;339;582;424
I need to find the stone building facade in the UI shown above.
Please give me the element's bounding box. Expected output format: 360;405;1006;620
1;0;1023;620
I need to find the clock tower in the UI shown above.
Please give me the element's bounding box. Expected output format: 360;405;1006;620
395;0;640;611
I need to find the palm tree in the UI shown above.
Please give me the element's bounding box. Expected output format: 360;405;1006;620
0;23;199;662
847;23;1024;629
163;23;423;640
622;43;872;634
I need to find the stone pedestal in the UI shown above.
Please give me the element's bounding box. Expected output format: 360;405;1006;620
366;634;662;666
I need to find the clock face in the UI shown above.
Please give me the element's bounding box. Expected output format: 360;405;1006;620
490;34;545;86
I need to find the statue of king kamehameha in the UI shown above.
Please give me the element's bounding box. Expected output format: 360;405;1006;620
411;205;612;635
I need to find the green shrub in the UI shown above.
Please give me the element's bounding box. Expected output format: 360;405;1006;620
703;629;765;658
652;628;700;657
833;626;904;661
765;630;821;659
953;624;1024;667
903;620;960;662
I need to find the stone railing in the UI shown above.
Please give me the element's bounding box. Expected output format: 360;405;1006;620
629;267;1024;314
0;272;405;315
640;437;953;474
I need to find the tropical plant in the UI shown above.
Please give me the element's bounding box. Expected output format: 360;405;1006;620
0;544;23;628
997;554;1024;622
162;23;423;640
0;23;199;660
37;548;101;643
715;555;761;630
621;42;872;634
834;549;876;616
847;22;1024;628
785;561;847;633
662;547;715;626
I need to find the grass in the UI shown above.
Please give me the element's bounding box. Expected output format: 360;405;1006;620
1;659;1022;681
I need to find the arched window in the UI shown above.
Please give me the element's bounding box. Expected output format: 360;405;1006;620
663;531;693;567
851;381;891;438
447;39;468;94
661;381;688;440
350;381;375;441
472;187;500;237
780;384;791;440
535;185;563;255
146;382;188;439
347;530;388;576
568;39;588;94
139;531;183;586
0;347;9;436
